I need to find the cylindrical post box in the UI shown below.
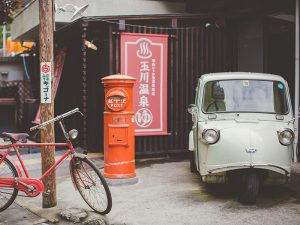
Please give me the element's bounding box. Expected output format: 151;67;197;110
102;74;136;179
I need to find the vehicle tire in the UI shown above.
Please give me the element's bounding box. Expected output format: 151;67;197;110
189;151;197;173
238;170;260;205
0;157;19;212
70;157;112;214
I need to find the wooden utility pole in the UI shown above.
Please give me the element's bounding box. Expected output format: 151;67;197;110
39;0;57;208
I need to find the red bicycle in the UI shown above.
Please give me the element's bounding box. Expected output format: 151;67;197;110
0;108;112;214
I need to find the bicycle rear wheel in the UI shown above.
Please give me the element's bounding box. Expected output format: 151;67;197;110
0;157;18;212
71;157;112;214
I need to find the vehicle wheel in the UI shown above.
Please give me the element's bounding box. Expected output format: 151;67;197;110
189;151;197;173
0;157;19;212
70;157;112;214
238;170;260;205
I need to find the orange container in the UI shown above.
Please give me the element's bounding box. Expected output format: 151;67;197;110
6;37;33;54
102;74;136;179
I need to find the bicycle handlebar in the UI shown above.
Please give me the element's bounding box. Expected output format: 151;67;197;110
30;108;80;131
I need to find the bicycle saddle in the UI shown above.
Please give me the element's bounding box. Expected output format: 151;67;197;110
2;132;29;142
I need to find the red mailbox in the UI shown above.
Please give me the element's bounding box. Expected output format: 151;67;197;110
102;74;136;179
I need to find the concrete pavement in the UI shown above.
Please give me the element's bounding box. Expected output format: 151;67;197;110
0;149;300;225
0;202;46;225
0;148;104;225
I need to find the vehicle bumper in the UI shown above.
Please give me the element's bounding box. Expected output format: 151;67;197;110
205;163;290;176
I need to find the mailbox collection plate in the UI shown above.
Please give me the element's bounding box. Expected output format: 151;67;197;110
108;124;129;146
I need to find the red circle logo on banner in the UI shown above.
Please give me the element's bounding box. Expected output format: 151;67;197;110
42;64;50;73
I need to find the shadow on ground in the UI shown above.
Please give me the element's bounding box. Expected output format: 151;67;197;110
137;157;300;208
192;174;300;208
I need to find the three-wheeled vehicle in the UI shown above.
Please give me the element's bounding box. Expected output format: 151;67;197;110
188;72;295;204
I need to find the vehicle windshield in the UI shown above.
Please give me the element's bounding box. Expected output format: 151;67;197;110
202;79;289;114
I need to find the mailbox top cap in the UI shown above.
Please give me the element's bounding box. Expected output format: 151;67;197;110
101;74;136;81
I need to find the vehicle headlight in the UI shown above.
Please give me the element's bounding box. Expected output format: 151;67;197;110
278;128;294;146
69;129;79;140
202;129;220;144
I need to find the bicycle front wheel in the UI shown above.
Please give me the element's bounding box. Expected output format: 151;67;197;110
0;156;18;212
71;157;112;214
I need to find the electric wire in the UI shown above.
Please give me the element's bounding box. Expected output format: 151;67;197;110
22;54;34;97
86;17;214;31
22;54;31;83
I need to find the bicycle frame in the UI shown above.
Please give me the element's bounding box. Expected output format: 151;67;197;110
0;108;88;197
0;141;75;181
0;108;112;215
0;111;79;181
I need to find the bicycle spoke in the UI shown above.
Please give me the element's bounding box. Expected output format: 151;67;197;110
90;186;106;208
71;158;111;214
77;170;96;185
0;188;15;195
79;170;95;181
0;157;18;211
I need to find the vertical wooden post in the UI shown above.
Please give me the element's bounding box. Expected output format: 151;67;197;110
39;0;57;208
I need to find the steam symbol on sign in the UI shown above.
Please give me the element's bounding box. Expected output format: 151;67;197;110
42;64;50;74
137;39;152;59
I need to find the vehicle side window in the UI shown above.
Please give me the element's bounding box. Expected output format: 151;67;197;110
203;82;212;110
273;81;288;114
202;82;226;112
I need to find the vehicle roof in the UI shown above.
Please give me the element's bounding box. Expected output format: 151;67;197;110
199;72;286;83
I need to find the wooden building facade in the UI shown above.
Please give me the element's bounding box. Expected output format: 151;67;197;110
53;15;238;155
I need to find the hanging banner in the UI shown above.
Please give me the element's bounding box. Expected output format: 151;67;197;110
33;48;67;124
121;33;168;136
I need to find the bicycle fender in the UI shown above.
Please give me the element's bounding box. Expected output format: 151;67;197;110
0;151;23;178
69;153;88;190
69;160;78;191
73;153;87;159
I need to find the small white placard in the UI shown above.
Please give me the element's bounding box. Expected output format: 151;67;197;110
40;62;52;104
245;148;257;153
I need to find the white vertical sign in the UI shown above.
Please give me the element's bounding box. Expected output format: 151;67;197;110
40;62;52;104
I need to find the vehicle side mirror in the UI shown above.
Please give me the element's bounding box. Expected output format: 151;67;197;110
188;104;198;115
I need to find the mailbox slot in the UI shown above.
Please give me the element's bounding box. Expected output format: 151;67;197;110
108;124;129;146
